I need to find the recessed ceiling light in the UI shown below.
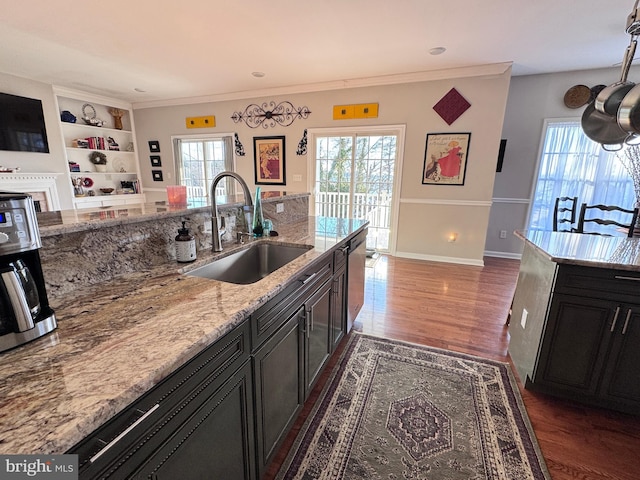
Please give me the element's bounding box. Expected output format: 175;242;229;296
251;71;266;78
134;87;147;93
429;47;446;56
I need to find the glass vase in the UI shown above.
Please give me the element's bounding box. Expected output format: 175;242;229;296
252;187;264;237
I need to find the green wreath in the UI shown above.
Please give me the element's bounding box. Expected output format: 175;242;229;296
89;151;107;165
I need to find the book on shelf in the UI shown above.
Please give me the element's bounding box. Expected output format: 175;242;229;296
72;137;115;150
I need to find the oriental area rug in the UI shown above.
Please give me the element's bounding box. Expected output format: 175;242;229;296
276;333;550;480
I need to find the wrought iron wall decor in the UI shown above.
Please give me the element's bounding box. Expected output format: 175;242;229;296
234;133;245;156
231;100;311;129
296;129;308;155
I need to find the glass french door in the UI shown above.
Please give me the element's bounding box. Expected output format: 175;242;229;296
313;129;401;253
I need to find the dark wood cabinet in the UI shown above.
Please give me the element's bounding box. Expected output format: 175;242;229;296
69;321;255;480
131;361;255;480
599;306;640;407
303;280;332;397
67;229;368;480
513;252;640;414
534;294;615;395
331;264;346;351
253;311;304;478
253;275;333;476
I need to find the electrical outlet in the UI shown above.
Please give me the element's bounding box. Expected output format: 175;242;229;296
521;308;528;329
203;221;212;233
276;203;284;213
293;174;302;182
499;230;507;239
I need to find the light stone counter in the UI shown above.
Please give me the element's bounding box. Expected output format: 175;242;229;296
0;213;367;455
516;230;640;271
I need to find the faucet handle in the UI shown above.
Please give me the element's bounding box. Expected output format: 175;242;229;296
236;231;251;244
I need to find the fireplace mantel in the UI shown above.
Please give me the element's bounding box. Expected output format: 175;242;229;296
0;173;62;211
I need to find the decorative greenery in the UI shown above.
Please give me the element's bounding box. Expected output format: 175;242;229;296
89;151;107;165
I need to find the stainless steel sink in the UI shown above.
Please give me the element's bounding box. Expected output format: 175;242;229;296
186;242;312;284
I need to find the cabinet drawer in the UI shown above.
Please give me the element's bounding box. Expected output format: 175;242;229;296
555;265;640;302
70;319;251;477
251;257;332;351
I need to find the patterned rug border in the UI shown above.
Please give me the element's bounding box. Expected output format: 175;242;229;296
275;332;551;480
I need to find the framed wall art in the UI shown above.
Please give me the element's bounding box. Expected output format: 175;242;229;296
148;140;160;152
253;135;286;185
150;155;162;167
422;132;471;185
152;170;163;182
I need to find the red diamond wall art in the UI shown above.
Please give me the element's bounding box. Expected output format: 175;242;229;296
433;88;471;125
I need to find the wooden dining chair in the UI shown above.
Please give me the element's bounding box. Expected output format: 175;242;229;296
553;196;578;232
576;203;639;237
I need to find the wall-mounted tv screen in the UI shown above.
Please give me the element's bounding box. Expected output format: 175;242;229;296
0;92;49;153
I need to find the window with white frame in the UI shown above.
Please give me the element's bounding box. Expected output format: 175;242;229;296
173;135;234;206
529;119;636;233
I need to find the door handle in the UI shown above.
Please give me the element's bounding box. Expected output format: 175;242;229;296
90;403;160;463
614;275;640;281
611;306;621;332
307;307;313;336
622;309;632;335
301;272;318;285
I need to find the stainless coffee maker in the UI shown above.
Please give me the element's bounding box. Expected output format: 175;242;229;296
0;192;56;352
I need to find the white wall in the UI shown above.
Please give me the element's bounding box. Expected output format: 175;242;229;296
133;68;511;265
0;66;513;265
0;73;74;208
486;65;640;258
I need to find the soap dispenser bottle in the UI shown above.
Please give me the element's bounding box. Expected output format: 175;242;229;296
252;187;264;237
175;221;197;263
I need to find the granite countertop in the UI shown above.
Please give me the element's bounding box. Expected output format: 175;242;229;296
516;230;640;271
0;215;367;455
36;191;308;237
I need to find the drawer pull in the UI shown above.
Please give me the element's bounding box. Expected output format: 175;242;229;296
90;403;160;463
301;272;318;285
611;306;621;333
622;309;633;335
613;275;640;282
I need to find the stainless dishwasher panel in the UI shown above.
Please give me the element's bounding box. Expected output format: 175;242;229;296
347;229;367;333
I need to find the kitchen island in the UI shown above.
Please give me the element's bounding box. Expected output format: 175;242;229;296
0;194;367;478
509;230;640;415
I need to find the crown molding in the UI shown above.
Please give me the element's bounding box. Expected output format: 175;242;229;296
132;62;512;110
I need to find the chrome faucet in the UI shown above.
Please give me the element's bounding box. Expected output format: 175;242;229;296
210;171;253;252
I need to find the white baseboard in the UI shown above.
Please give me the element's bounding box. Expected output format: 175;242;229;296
484;250;522;260
394;251;485;267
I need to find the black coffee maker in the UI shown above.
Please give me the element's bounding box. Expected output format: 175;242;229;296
0;192;56;352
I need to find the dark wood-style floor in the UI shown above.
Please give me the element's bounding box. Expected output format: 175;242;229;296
266;255;640;480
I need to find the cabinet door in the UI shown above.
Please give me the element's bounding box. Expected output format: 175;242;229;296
130;361;255;480
253;310;304;477
304;280;332;397
599;306;640;406
534;294;615;395
331;265;346;351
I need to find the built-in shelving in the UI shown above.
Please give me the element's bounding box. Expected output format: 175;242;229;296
54;87;145;209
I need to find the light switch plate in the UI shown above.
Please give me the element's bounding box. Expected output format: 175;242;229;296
293;174;302;182
521;308;528;329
